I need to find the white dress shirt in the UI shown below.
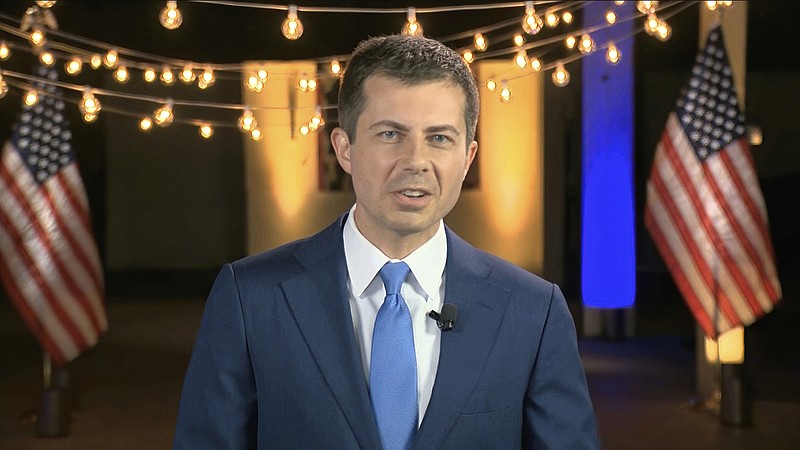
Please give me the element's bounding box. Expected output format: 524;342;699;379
343;205;446;426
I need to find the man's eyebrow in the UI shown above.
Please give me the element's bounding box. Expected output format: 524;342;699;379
424;125;461;135
368;120;410;132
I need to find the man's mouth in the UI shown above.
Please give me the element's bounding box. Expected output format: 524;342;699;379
401;190;426;198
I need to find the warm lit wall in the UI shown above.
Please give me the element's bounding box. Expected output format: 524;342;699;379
243;60;544;274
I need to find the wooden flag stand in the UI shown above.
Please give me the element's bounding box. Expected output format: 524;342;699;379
36;353;71;437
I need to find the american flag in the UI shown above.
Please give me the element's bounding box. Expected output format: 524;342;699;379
644;26;782;338
0;64;106;365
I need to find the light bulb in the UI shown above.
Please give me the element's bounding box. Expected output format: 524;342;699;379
199;123;213;139
154;100;174;127
513;34;525;47
103;49;118;69
0;41;10;60
637;1;658;14
180;65;196;83
462;49;474;64
238;107;257;132
199;66;215;88
90;54;102;69
39;50;55;66
499;81;512;103
24;89;39;107
656;20;672;41
644;14;659;35
139;117;153;131
486;79;497;91
83;113;98;123
144;67;157;82
578;34;596;54
329;60;341;75
565;36;576;49
114;66;129;83
552;64;570;87
79;88;101;115
306;79;317;91
545;9;559;27
311;106;325;128
256;68;268;82
65;57;82;75
514;51;528;69
522;2;543;35
299;125;310;136
402;7;423;36
282;5;303;40
474;33;488;52
30;28;46;47
606;43;621;64
36;1;56;8
160;1;182;30
530;57;542;71
0;79;8;99
250;127;263;141
161;67;175;85
606;10;617;24
246;75;264;93
705;0;718;10
562;11;573;24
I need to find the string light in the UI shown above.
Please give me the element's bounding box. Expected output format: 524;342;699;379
0;77;8;99
513;33;525;47
329;60;341;76
605;10;618;24
114;66;129;83
103;49;119;69
139;116;153;131
402;7;423;36
83;113;98;123
160;66;175;85
250;127;263;141
655;20;672;41
282;5;304;40
562;11;573;24
153;99;174;127
198;66;215;88
637;1;658;14
644;14;659;35
160;1;182;30
530;57;542;71
606;43;621;64
474;33;488;52
578;34;596;54
29;27;46;47
143;67;157;82
35;1;56;7
565;35;577;49
297;75;317;92
180;65;196;83
299;125;310;135
552;64;570;87
23;89;39;107
0;41;10;60
544;9;559;28
462;49;474;64
245;68;268;93
65;57;82;75
38;49;55;66
90;54;102;69
199;122;213;138
522;2;543;35
514;50;528;69
499;80;512;103
238;107;257;132
486;79;497;91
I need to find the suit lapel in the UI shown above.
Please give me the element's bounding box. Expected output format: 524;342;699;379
415;230;511;449
279;216;382;450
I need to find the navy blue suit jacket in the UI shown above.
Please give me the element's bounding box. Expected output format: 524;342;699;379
173;214;599;449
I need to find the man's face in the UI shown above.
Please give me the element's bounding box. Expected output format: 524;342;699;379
332;75;477;256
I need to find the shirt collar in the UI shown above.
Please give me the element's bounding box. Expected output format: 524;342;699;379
343;205;447;300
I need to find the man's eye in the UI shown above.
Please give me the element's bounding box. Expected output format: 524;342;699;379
381;131;397;139
431;135;451;144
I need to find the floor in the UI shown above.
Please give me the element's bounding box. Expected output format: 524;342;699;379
1;293;798;450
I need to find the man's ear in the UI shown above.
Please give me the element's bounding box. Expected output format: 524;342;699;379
464;140;478;179
331;127;352;174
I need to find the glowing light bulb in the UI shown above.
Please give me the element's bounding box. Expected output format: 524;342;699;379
656;20;672;41
199;123;213;139
562;11;573;24
637;1;658;14
79;88;101;115
522;2;543;35
402;7;423;36
198;66;215;88
606;43;621;64
160;1;182;30
65;57;82;75
545;9;559;28
144;67;157;82
530;57;542;71
103;49;118;68
310;107;325;128
0;79;8;99
83;113;98;123
578;34;596;54
514;51;528;69
282;5;303;40
486;79;497;91
307;79;317;91
36;1;57;7
246;74;264;93
299;125;310;136
24;89;39;107
250;127;263;141
462;49;474;64
615;1;626;4
565;36;577;49
154;100;174;127
161;67;175;85
30;28;46;47
39;50;55;66
139;117;153;131
474;33;488;52
238;107;257;132
552;64;570;87
644;14;659;35
0;41;10;60
329;60;341;75
90;54;102;69
499;81;512;103
513;33;525;47
114;66;129;83
180;65;196;83
605;10;617;24
705;0;718;10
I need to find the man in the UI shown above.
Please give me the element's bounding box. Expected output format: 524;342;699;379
173;34;599;449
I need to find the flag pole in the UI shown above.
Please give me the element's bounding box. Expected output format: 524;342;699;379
36;352;70;437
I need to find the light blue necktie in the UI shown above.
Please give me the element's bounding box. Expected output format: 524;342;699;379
370;261;417;450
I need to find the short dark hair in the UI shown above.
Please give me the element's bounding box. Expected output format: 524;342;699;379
337;34;480;146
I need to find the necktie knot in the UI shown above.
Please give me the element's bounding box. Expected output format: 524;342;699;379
379;261;410;296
